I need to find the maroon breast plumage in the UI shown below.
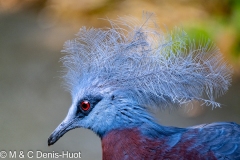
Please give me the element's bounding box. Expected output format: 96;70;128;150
102;128;217;160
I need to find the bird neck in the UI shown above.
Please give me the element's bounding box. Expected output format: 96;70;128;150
95;102;182;138
100;106;188;159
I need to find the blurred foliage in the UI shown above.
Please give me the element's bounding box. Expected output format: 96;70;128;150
194;0;240;63
0;0;239;73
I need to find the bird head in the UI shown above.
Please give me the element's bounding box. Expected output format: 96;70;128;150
48;13;232;146
48;84;153;145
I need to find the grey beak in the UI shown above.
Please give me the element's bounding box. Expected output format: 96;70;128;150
48;118;78;146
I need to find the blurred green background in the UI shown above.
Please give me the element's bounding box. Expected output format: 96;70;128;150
0;0;240;159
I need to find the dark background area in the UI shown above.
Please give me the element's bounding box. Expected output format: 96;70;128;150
0;0;239;159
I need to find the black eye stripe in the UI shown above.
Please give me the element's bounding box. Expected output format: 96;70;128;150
76;95;103;115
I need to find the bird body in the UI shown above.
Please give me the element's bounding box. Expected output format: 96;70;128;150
48;13;240;159
102;122;240;159
102;128;214;160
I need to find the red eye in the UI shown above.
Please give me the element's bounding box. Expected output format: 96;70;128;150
80;101;90;111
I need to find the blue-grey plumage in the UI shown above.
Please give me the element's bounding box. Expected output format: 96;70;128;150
61;14;231;108
48;13;239;159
